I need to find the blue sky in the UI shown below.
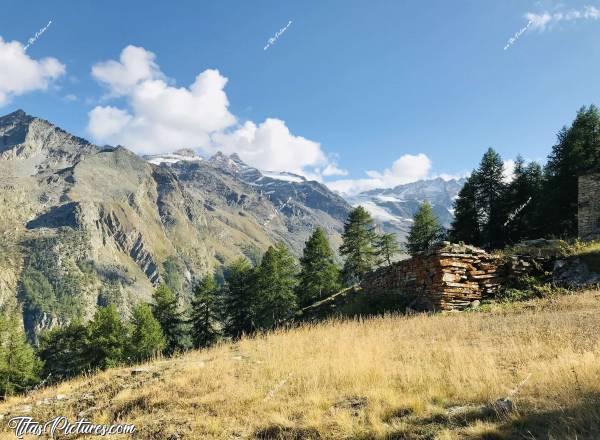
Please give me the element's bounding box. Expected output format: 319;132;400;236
1;0;600;194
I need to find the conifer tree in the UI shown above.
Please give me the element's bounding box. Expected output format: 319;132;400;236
296;228;341;306
222;258;256;339
450;175;481;245
255;243;298;329
128;303;166;362
87;304;127;370
151;284;187;355
39;321;90;380
450;148;506;248
406;201;442;255
340;206;378;284
543;105;600;236
0;311;40;397
502;156;544;243
475;148;506;248
376;232;400;266
191;274;221;348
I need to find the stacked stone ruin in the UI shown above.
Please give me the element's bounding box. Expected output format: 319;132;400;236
578;174;600;240
361;242;504;311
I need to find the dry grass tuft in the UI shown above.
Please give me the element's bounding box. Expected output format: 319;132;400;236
1;291;600;439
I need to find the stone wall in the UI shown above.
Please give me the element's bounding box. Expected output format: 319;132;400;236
578;174;600;240
297;242;548;321
360;242;503;311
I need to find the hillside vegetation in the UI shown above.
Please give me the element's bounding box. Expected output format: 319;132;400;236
1;291;599;439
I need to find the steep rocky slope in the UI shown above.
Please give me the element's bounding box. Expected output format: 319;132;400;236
0;110;351;338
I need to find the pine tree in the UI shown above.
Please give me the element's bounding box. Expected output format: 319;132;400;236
406;201;442;255
475;148;506;248
450;175;481;245
87;305;127;370
191;274;221;349
0;311;40;397
128;303;166;362
151;284;187;355
340;206;378;284
543;105;600;236
38;321;90;381
255;243;298;329
502;156;544;243
375;232;400;266
222;258;256;339
296;228;341;306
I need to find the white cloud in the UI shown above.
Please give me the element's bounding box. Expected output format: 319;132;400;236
211;119;330;175
87;45;336;176
87;106;132;139
503;159;516;183
0;36;65;106
526;5;600;30
326;153;432;196
321;163;348;177
91;45;163;96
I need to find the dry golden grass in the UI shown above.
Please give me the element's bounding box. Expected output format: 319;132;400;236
2;292;600;439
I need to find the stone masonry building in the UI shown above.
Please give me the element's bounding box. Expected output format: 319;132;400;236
578;174;600;240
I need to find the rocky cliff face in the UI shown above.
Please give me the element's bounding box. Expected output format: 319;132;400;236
0;110;352;338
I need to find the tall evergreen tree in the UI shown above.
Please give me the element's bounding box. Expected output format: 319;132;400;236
450;175;481;245
406;201;442;255
376;232;400;266
502;156;544;243
191;274;221;348
151;284;187;355
543;105;600;236
255;243;298;329
128;303;166;362
222;258;256;339
296;228;341;306
87;305;127;370
475;148;506;248
340;206;378;284
0;311;40;397
38;321;90;381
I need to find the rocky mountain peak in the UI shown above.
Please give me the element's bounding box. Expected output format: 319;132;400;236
208;151;246;174
0;109;34;126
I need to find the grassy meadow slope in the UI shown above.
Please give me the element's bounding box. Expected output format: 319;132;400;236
1;292;599;439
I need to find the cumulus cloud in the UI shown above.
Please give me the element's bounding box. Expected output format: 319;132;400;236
87;45;336;176
92;45;163;96
526;5;600;30
0;36;65;106
211;119;333;175
326;153;432;196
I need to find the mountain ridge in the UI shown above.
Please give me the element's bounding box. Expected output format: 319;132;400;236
0;110;351;338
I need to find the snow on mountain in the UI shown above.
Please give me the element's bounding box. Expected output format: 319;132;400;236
142;150;466;244
348;177;466;240
144;148;202;165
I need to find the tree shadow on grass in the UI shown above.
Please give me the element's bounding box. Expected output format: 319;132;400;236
494;392;600;440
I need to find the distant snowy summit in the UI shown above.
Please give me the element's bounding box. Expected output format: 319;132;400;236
348;177;467;239
142;150;466;242
144;148;203;165
145;150;308;184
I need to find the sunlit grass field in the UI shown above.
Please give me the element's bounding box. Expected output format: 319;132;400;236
1;291;599;439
